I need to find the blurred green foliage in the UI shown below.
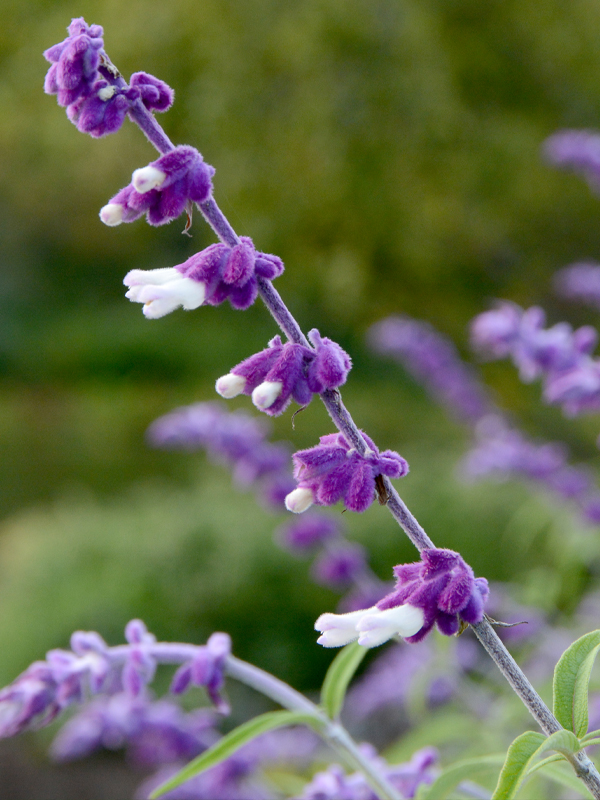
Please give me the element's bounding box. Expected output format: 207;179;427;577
3;1;600;791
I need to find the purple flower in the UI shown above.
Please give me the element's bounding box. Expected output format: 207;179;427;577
51;692;217;766
299;746;438;800
170;633;231;714
311;542;367;589
102;145;215;228
277;515;340;552
285;431;408;514
216;329;351;415
44;18;104;107
315;548;488;648
543;129;600;193
123;236;282;317
129;72;174;113
554;262;600;311
368;316;493;423
65;79;138;137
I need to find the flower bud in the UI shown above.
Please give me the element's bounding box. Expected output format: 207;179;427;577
99;203;124;226
215;374;247;399
252;381;283;410
285;487;315;514
132;165;167;194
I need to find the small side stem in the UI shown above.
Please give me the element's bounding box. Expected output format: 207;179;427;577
225;655;402;800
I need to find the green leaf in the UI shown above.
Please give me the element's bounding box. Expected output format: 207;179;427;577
417;754;505;799
580;729;600;747
492;730;581;800
149;710;322;798
553;630;600;736
320;641;367;719
525;753;564;777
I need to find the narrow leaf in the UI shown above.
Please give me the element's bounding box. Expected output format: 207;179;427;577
553;630;600;736
525;753;564;777
150;710;321;798
542;763;592;797
417;754;505;799
492;730;581;800
320;641;367;719
580;729;600;747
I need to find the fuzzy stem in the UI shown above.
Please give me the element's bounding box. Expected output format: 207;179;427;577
116;78;600;799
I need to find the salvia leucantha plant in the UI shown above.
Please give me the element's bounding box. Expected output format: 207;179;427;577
4;17;600;799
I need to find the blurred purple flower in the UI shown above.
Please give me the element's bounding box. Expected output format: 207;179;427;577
277;515;340;552
368;316;493;423
311;542;368;589
544;129;600;193
554;261;600;312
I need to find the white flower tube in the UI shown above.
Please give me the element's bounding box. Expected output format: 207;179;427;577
123;268;206;319
315;604;424;649
284;487;314;514
216;374;247;399
252;381;283;410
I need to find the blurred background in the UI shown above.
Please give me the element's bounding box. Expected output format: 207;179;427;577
3;0;600;796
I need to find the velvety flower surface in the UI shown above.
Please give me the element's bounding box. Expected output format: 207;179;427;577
103;146;215;227
44;20;173;138
286;431;408;514
123;236;283;317
315;548;489;648
216;329;351;415
368;315;493;423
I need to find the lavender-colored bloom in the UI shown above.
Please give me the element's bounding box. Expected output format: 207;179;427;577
299;745;438;800
554;262;600;311
51;693;217;766
44;18;104;107
130;71;174;113
471;302;600;416
103;145;214;228
124;236;283;317
170;633;231;714
311;542;367;589
543;129;600;193
286;431;408;514
216;329;351;416
277;515;339;552
368;316;493;423
316;549;489;648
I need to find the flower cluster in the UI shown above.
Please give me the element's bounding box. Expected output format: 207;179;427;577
44;19;173;137
554;261;600;312
300;745;438;800
147;402;295;507
102;146;214;229
543;129;600;193
461;415;600;524
216;329;351;415
0;620;231;739
286;431;408;514
315;548;488;648
368;315;493;423
471;301;600;416
124;235;282;317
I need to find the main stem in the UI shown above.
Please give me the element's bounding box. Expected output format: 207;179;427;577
124;96;600;798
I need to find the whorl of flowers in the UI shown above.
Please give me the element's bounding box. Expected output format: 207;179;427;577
216;329;351;415
123;235;283;317
285;431;408;514
44;19;173;137
102;146;214;228
315;548;489;648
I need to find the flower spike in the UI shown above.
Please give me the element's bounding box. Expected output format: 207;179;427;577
286;431;408;513
216;329;351;416
315;548;489;648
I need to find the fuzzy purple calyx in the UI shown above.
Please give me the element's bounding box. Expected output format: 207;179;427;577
216;329;351;416
378;548;489;643
44;18;104;107
288;431;408;513
101;145;215;227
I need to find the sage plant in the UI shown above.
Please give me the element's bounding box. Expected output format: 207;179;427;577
2;17;600;800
